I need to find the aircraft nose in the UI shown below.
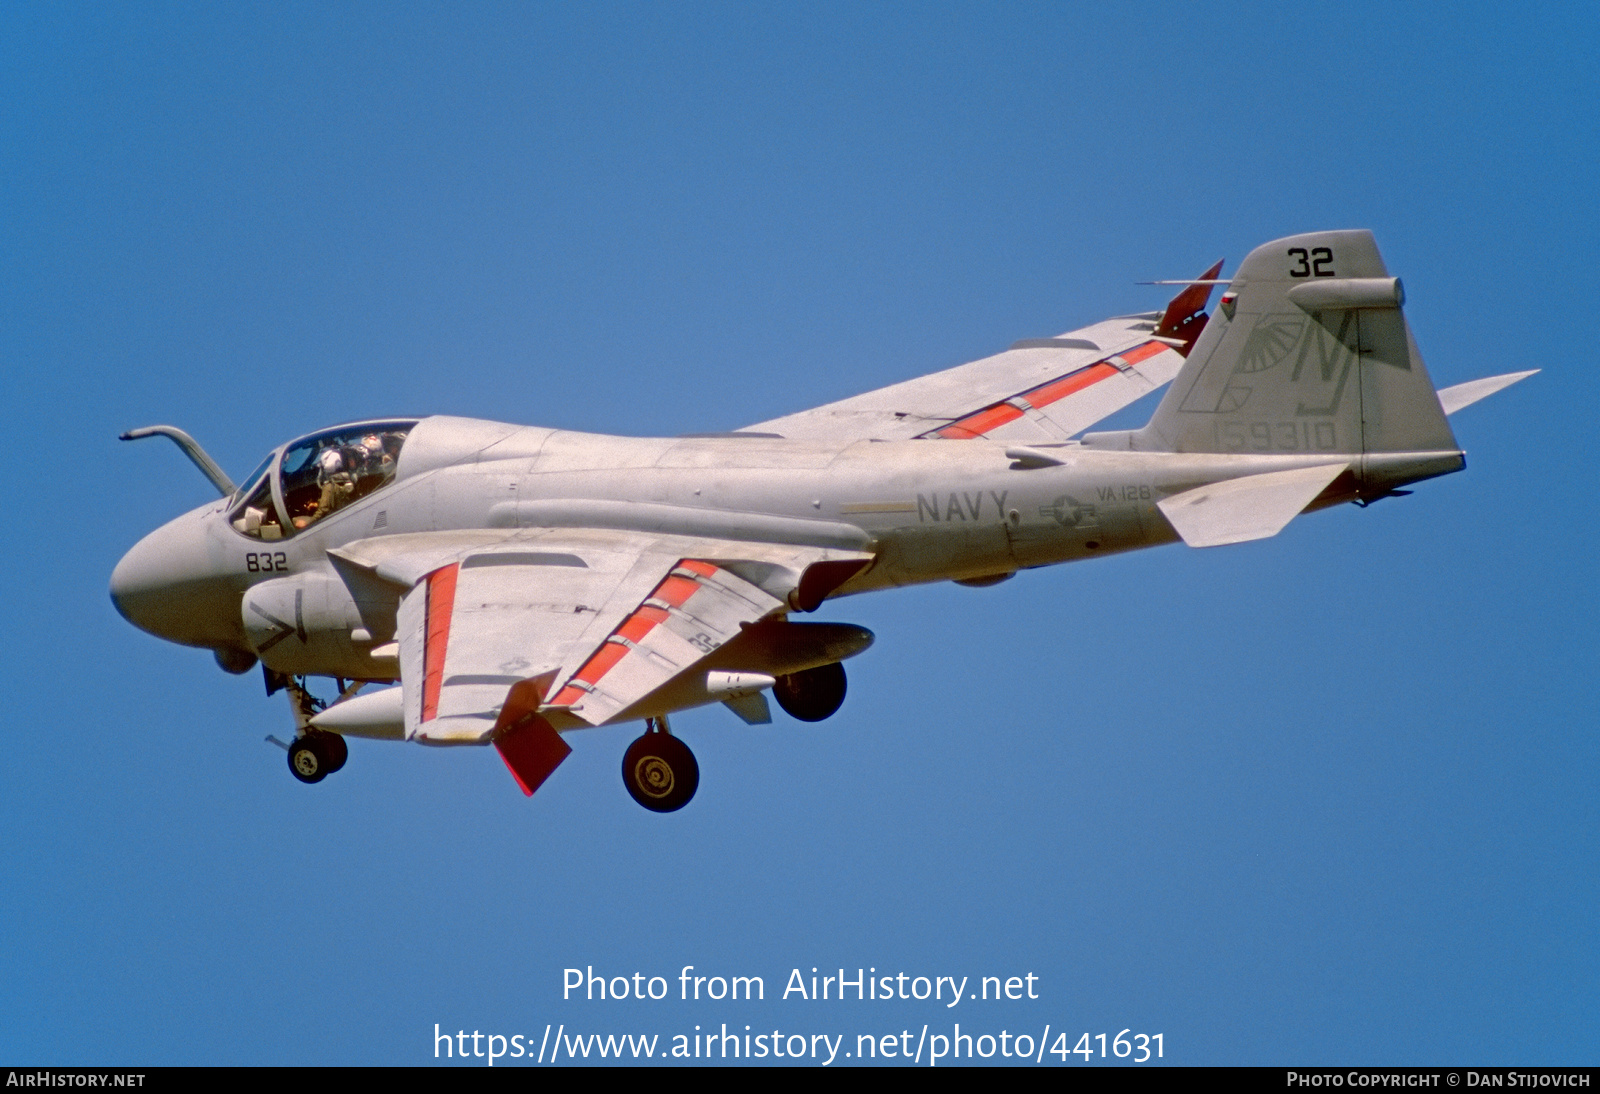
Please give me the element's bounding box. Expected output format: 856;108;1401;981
110;536;160;631
110;506;227;644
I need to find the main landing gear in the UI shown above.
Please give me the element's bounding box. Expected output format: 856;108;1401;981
617;662;848;811
622;716;699;813
772;662;847;722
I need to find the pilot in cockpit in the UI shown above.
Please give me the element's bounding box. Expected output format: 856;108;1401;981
357;433;394;479
313;443;357;521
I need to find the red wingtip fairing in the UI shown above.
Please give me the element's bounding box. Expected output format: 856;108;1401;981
1155;258;1226;355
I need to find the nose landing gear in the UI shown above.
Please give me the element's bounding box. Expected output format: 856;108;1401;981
622;717;699;812
278;674;354;784
287;729;348;783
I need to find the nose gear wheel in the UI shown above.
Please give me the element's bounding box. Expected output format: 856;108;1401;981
287;730;347;784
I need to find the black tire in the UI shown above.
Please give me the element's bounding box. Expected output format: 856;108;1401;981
772;662;847;722
321;732;348;774
621;733;699;812
288;735;328;784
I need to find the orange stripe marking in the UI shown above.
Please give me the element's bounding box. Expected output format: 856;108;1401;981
655;574;702;608
420;563;459;722
936;402;1024;439
616;608;665;644
554;561;722;702
574;641;629;684
925;341;1169;440
550;685;586;707
1022;362;1120;409
1118;340;1166;365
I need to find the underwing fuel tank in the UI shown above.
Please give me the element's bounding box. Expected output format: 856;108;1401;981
241;573;394;679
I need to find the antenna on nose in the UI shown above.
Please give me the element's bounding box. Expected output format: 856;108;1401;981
119;425;236;497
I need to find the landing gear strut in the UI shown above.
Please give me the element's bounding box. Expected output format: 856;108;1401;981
772;662;847;722
281;675;353;784
622;716;699;813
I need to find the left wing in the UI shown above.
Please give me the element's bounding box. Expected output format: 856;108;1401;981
744;265;1223;444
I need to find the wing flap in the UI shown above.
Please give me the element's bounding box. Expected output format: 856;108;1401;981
1157;463;1349;548
398;539;647;742
548;559;787;725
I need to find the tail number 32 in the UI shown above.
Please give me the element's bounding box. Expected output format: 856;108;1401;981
1288;247;1335;277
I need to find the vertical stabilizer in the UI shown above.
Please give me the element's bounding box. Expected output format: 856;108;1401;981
1115;231;1458;458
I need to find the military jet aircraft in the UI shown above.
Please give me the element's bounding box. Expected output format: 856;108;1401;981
111;230;1532;812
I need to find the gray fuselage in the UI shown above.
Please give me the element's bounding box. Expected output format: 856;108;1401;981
110;413;1458;673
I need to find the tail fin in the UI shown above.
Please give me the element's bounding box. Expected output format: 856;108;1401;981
1107;231;1458;458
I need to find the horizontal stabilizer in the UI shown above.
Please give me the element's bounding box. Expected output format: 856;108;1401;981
1158;463;1348;548
1436;370;1538;416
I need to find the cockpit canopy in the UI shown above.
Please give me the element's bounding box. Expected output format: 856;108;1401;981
229;421;417;540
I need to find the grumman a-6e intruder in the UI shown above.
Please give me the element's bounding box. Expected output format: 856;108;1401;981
112;231;1532;811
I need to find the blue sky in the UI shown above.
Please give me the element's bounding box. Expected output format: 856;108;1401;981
3;1;1595;1066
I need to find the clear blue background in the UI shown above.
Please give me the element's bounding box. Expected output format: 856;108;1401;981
3;1;1594;1066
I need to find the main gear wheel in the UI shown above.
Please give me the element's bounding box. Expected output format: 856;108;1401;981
772;661;847;722
621;730;699;812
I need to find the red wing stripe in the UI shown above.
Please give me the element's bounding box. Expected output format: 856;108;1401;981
616;605;669;643
925;341;1168;440
554;561;720;704
1021;362;1121;409
573;640;630;685
549;684;586;707
934;403;1025;440
655;574;702;608
1117;340;1167;366
420;563;460;722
